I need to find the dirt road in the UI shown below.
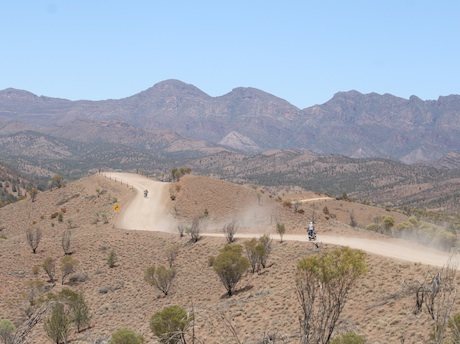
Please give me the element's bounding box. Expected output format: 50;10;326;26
104;172;175;232
104;172;453;268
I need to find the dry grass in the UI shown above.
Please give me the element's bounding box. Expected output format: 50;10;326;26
0;173;459;343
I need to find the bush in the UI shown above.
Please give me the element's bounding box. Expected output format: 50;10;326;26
213;244;249;296
26;227;42;254
276;222;286;242
109;328;144;344
43;257;56;282
0;319;16;344
61;256;77;285
330;332;366;344
44;302;71;344
150;305;192;344
144;265;176;296
107;249;117;268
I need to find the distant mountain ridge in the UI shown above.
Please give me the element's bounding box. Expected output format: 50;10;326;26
1;79;459;163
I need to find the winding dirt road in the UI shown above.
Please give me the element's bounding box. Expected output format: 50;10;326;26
104;172;453;268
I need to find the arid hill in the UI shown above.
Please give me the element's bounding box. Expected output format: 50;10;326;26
1;173;458;343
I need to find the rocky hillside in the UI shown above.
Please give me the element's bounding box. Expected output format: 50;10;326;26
0;173;457;343
1;80;459;162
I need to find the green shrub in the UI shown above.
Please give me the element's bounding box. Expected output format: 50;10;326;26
330;332;366;344
150;305;192;344
107;249;117;268
144;265;176;296
0;319;16;344
213;244;249;296
110;328;144;344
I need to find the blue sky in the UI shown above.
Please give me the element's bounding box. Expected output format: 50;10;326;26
1;1;459;108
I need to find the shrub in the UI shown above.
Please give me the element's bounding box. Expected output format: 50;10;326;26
0;319;16;344
365;223;379;232
109;328;144;344
330;332;366;344
185;217;203;243
61;229;72;255
61;256;77;285
150;305;192;344
223;219;238;243
107;249;117;268
276;222;286;243
258;234;272;268
213;244;249;296
71;292;91;333
42;257;56;283
44;302;71;344
26;227;42;254
296;247;367;343
144;265;176;296
165;244;180;268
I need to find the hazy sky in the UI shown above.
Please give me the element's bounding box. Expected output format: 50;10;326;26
1;1;459;108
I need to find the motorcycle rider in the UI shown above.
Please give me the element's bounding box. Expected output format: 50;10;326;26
308;221;315;237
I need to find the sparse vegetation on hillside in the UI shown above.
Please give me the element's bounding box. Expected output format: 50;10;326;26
2;172;460;343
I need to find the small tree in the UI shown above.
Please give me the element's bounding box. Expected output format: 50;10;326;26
223;219;238;244
258;234;272;268
177;225;185;238
165;243;180;268
44;302;71;344
244;239;260;273
383;216;395;235
276;222;286;243
109;328;144;344
349;211;357;228
43;257;56;283
296;247;367;344
213;244;249;296
26;228;42;254
29;188;38;202
150;305;193;344
186;217;203;243
144;265;176;296
72;292;91;333
107;249;117;268
0;319;16;344
50;175;64;189
413;254;459;343
61;229;72;255
60;256;77;285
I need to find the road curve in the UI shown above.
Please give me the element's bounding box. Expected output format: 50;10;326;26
103;172;175;232
104;172;454;268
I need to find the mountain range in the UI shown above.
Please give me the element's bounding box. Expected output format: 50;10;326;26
1;79;459;163
1;80;460;213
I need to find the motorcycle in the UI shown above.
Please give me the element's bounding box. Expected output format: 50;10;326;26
144;190;148;198
308;230;317;241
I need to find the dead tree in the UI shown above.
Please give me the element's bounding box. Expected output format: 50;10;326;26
223;219;238;243
413;254;459;343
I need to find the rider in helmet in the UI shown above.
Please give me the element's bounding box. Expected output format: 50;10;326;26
308;221;315;237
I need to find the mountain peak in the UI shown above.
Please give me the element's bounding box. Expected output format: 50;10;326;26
0;88;39;100
138;79;210;98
